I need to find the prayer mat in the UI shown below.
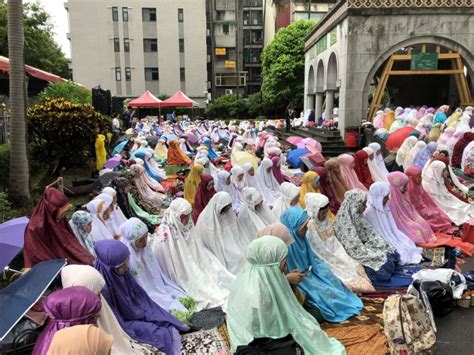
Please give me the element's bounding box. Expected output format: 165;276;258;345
321;297;385;329
324;324;388;355
181;327;230;354
190;307;225;330
218;324;231;349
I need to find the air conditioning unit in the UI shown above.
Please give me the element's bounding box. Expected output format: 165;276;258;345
225;89;233;94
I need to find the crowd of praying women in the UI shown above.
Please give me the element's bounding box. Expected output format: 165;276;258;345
21;107;474;354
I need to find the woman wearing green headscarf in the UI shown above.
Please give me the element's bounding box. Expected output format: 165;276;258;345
227;236;346;355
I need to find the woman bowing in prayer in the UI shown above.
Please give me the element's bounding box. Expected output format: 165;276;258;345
272;182;300;220
238;187;276;244
364;182;423;264
227;236;345;355
230;165;246;212
280;207;363;323
192;173;216;224
312;166;340;213
61;265;159;355
298;171;321;208
337;154;368;191
102;187;128;227
333;190;399;282
395;136;418;170
387;172;436;244
184;163;204;207
23;187;94;268
404;166;453;233
271;155;288;184
94;240;189;355
353;150;374;189
422;160;474;225
194;191;247;275
304;193;375;293
362;147;388;183
119;218;188;312
324;158;349;204
69;211;97;257
47;325;113;355
167;140;192;166
33;286;102;355
368;142;389;175
86;197;116;242
256;158;282;206
152;198;229;310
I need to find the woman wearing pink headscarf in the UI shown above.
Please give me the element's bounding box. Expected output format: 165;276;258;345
337;154;368;191
387;172;435;244
405;166;453;233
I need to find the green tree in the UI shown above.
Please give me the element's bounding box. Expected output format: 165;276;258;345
8;0;31;206
158;93;170;101
39;81;92;105
28;98;107;175
247;92;267;116
0;1;71;79
261;19;315;109
205;94;247;119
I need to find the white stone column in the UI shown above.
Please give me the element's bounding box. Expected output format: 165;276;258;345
325;90;335;120
315;92;323;120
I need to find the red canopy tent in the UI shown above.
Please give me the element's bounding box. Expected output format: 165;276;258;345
0;56;65;83
128;90;163;108
161;90;198;108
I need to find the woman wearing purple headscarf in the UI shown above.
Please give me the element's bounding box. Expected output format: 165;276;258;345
33;286;102;355
94;240;189;355
412;141;438;169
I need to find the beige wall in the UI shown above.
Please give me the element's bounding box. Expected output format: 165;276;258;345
67;0;207;105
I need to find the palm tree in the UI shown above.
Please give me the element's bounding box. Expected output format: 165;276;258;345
8;0;30;206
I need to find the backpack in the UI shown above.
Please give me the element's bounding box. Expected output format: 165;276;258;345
383;294;436;354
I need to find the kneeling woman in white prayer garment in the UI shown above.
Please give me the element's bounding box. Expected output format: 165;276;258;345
238;187;276;244
151;198;229;311
194;191;247;275
272;182;300;220
256;158;282;206
119;218;188;313
304;193;375;294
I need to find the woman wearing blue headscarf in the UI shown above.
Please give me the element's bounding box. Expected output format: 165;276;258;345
203;137;219;161
412;141;438;169
280;207;362;323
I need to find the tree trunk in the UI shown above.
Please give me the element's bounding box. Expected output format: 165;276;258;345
8;0;31;206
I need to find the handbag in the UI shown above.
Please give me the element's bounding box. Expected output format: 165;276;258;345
422;281;455;317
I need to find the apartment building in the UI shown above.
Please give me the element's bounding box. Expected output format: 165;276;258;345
66;0;208;106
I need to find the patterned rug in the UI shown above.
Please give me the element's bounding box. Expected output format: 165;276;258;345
181;327;230;354
321;297;389;355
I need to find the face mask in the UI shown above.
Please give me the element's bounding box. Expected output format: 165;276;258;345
313;176;320;188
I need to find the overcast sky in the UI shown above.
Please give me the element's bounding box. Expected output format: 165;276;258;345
37;0;71;58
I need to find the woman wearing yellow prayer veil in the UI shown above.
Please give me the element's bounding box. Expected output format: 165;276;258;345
184;164;204;206
95;134;107;171
299;171;320;208
383;110;395;131
154;138;168;163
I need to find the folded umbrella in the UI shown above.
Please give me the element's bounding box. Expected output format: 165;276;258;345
0;217;28;271
103;155;122;169
0;259;67;340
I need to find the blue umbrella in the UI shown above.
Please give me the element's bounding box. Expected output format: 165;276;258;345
0;217;28;271
112;140;128;156
0;259;67;340
287;148;310;168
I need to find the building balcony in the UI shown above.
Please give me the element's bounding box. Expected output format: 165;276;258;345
243;0;263;8
215;34;236;47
